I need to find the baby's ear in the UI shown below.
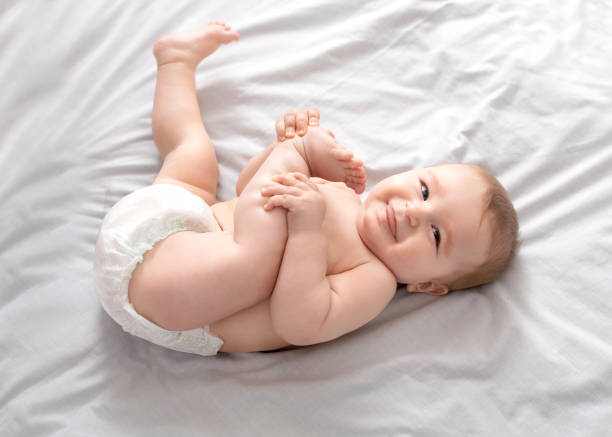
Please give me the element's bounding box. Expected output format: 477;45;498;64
407;282;449;295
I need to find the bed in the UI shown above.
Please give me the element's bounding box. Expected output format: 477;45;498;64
2;1;611;435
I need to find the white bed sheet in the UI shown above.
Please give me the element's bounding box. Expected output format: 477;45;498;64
1;1;611;435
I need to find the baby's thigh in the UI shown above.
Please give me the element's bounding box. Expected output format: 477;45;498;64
128;230;280;331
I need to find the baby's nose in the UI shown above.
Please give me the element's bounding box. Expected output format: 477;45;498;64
405;202;421;227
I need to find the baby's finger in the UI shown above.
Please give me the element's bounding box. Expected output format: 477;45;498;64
308;107;320;126
289;172;315;190
284;111;297;138
309;177;328;184
282;172;318;191
295;110;309;136
275;118;286;141
289;172;309;183
271;173;299;185
261;184;302;197
264;194;296;211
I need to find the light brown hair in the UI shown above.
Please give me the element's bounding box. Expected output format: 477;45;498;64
448;164;520;291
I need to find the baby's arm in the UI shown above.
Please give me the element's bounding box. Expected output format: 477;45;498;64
262;173;397;346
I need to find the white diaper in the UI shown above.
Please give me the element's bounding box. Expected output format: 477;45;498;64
95;184;224;356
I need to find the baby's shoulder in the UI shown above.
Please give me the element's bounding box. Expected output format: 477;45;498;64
331;256;397;296
361;257;397;291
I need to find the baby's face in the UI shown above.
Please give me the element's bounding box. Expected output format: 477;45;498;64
357;163;492;291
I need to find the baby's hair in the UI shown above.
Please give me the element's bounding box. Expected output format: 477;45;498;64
447;164;520;291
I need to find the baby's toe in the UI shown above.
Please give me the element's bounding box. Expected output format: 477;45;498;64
222;30;240;43
349;181;366;194
210;21;229;29
342;158;363;169
329;146;353;161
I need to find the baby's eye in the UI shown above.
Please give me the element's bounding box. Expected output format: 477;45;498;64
432;226;441;248
421;182;429;201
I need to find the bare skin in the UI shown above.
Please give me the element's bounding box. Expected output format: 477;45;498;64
128;23;376;351
128;23;492;353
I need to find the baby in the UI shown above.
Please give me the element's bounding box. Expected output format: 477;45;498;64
95;22;519;356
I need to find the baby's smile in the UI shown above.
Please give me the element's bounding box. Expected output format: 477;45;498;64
386;204;397;240
356;164;497;286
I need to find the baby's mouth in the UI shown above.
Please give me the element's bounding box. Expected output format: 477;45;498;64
386;204;397;240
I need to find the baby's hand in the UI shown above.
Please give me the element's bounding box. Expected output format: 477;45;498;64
276;108;326;141
261;172;326;233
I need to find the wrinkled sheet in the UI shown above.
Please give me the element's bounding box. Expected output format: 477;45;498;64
1;1;611;435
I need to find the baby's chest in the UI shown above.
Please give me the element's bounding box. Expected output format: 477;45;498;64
320;185;368;275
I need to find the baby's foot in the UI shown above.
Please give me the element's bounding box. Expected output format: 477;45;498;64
296;127;367;194
153;21;240;68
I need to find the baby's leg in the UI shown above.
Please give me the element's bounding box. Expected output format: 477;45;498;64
236;141;276;195
131;139;311;331
301;127;367;194
131;133;363;330
232;129;367;250
152;22;239;205
130;25;365;331
236;128;367;196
